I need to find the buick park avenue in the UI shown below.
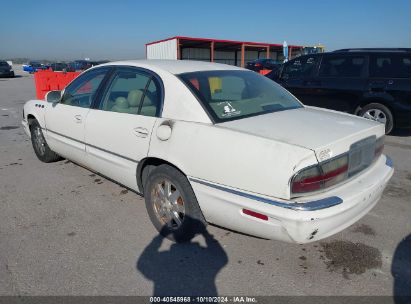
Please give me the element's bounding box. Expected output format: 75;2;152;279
22;60;394;243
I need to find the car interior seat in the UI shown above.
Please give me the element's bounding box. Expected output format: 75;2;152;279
127;90;144;114
111;97;130;113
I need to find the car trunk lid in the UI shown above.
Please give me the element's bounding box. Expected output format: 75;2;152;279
218;106;385;162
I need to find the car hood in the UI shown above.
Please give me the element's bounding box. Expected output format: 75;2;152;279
218;106;385;161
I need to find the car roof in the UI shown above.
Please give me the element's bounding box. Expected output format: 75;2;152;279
333;48;411;53
99;59;244;75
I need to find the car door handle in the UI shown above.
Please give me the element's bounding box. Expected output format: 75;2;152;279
133;127;149;138
74;115;82;123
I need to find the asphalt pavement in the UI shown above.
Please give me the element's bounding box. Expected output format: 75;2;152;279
0;66;410;297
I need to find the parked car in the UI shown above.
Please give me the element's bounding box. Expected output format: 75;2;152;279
0;60;14;77
72;60;92;71
268;48;411;133
50;62;69;72
246;58;281;72
22;61;47;73
22;60;393;243
89;60;110;67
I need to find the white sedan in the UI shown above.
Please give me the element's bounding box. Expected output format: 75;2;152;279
22;60;394;243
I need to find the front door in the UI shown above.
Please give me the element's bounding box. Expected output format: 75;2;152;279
278;55;320;105
45;67;111;165
312;54;367;113
85;67;162;191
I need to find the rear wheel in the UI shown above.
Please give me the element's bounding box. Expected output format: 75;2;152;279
144;164;206;242
30;120;61;163
359;103;394;134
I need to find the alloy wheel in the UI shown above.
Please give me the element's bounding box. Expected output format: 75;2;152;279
362;109;387;125
33;126;46;155
151;178;185;229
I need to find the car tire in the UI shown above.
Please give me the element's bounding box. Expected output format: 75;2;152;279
144;164;206;243
30;120;62;163
359;103;394;134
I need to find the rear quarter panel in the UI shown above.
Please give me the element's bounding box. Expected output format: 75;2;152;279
148;119;317;200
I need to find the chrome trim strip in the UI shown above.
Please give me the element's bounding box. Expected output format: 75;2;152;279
385;155;394;168
45;128;139;164
189;177;343;211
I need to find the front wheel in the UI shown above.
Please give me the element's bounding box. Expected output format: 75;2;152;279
144;164;206;242
30;120;61;163
359;103;394;134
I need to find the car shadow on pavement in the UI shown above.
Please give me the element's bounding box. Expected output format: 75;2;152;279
137;218;228;296
392;233;411;303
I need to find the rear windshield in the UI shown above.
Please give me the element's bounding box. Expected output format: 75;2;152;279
179;70;302;123
0;61;9;66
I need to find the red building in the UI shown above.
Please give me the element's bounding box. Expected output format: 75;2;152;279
146;36;304;67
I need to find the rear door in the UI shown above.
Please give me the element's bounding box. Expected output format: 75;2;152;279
312;54;368;113
45;67;110;165
369;53;411;127
277;55;320;105
85;67;162;191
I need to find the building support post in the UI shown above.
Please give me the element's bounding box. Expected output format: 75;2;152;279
210;41;215;62
241;43;245;68
288;46;293;61
177;38;181;60
266;46;270;59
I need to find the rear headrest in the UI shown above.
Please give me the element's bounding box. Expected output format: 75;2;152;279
114;96;129;108
127;90;143;107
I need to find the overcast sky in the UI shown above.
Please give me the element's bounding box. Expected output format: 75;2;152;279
1;0;411;61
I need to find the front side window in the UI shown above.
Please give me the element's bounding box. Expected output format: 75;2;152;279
179;70;303;123
60;67;109;108
370;54;411;78
319;56;365;78
100;68;160;117
282;56;319;79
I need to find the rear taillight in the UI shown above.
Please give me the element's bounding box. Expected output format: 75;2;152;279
292;136;385;195
255;63;262;67
292;155;348;194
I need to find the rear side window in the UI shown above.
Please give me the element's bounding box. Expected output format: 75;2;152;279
100;68;160;117
370;54;411;78
282;56;319;79
319;56;365;78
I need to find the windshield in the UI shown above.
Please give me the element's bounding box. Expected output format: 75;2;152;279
179;70;302;123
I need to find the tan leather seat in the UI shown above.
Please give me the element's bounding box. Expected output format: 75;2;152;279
111;97;130;113
127;90;143;114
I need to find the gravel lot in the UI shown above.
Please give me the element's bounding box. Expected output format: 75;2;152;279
0;66;410;297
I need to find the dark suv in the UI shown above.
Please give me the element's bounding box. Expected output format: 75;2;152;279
0;61;14;78
268;48;411;133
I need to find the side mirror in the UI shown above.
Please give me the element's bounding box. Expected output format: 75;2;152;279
45;90;62;103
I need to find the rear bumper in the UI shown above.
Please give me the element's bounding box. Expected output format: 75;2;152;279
190;155;393;243
0;71;13;77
